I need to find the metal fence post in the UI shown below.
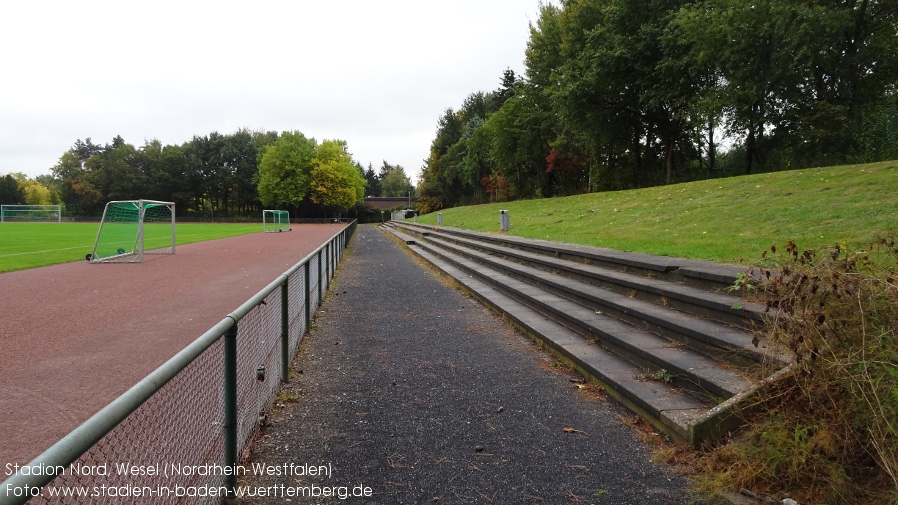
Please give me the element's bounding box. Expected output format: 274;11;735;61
280;279;289;383
304;261;311;334
317;250;323;306
223;321;238;501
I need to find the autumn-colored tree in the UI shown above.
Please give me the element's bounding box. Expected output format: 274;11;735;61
309;139;365;210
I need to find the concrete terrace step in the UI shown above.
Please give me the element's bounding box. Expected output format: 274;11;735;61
390;222;755;291
391;222;765;330
379;222;790;446
404;241;715;443
419;235;778;370
415;239;753;401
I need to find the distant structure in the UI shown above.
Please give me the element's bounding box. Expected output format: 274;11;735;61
364;196;414;210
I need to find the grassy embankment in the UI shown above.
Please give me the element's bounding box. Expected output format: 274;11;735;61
414;160;898;264
415;160;898;504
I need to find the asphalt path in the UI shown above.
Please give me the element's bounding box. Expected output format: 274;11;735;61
238;225;691;504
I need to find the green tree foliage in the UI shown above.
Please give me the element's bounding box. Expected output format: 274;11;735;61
379;164;412;197
672;0;898;171
17;175;55;205
52;138;103;215
418;77;517;211
257;131;317;209
86;136;145;202
363;163;381;197
309;139;366;210
555;0;699;189
44;128;364;218
0;174;25;205
420;0;898;210
0;172;55;206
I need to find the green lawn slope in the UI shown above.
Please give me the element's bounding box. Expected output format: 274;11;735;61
413;161;898;264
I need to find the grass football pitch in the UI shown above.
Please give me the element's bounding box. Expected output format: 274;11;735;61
0;222;260;273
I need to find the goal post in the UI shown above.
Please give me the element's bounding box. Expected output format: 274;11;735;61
262;210;291;232
89;200;175;263
0;204;61;222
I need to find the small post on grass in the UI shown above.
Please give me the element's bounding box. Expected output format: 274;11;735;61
500;210;510;232
438;212;443;226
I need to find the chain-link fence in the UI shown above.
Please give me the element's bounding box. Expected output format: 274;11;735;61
1;221;357;504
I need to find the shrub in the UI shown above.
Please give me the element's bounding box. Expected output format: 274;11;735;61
697;237;898;504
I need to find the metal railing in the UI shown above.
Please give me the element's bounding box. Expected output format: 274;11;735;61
1;220;357;504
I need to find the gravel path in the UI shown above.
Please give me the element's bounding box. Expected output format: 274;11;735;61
238;225;691;504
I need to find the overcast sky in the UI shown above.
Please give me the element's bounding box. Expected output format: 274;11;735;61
0;0;542;182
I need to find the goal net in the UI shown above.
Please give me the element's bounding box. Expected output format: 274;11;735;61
0;204;61;222
263;210;291;232
89;200;175;263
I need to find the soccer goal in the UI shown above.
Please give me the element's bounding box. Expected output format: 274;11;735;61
0;204;61;222
88;200;175;263
263;210;291;232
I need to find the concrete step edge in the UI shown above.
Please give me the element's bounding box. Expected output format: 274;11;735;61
416;240;755;401
419;234;781;367
405;243;714;444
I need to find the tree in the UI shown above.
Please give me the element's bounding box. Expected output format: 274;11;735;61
0;174;25;205
19;177;54;205
221;129;261;216
554;0;698;188
670;0;898;172
380;165;411;198
309;140;366;211
85;137;145;201
51;138;104;215
257;131;317;208
363;163;380;197
497;68;517;105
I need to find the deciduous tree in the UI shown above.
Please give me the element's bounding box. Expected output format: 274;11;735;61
309;139;365;210
380;165;411;198
257;131;317;208
0;174;25;205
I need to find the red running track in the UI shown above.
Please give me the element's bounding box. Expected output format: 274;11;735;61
0;224;345;468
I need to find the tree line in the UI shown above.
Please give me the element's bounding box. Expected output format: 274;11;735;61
2;129;411;218
418;0;898;212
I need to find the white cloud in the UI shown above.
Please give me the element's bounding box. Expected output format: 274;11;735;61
0;0;537;181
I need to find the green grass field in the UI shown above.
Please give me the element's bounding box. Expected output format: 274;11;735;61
414;160;898;264
0;222;260;273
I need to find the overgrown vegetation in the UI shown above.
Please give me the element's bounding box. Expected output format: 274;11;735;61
693;237;898;504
